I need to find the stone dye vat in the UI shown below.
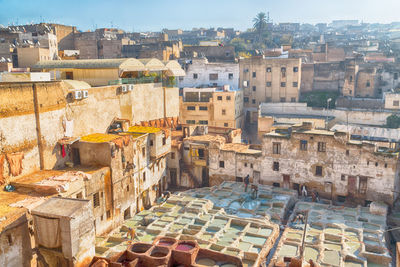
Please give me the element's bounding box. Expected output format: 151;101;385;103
269;201;391;267
178;181;298;223
96;195;280;266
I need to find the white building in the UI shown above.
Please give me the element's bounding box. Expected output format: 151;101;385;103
178;58;239;89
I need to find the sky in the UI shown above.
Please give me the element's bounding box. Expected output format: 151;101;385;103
1;0;400;32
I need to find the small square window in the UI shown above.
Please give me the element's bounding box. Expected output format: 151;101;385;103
226;96;231;100
293;67;299;72
217;96;223;100
252;99;256;104
252;72;256;78
266;67;272;72
293;82;298;87
252;86;256;91
244;163;248;167
244;97;249;103
222;109;226;115
318;142;326;152
199;106;208;110
266;82;272;87
209;73;218;80
228;73;233;79
219;161;225;168
193;73;198;79
224;123;228;127
341;174;346;181
281;82;286;87
393;100;399;107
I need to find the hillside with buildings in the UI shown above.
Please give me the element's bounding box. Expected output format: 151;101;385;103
2;11;400;267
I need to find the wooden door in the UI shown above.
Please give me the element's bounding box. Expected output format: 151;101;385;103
283;175;290;189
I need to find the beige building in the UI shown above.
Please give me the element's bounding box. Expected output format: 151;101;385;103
179;87;244;128
17;47;51;68
239;56;301;122
384;92;400;109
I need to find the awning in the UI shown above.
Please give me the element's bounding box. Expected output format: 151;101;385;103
164;60;186;76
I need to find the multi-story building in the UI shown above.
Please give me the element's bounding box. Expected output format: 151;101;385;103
239;56;301;122
178;58;239;89
179;86;244;128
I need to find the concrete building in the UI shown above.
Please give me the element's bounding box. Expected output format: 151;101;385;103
179;87;244;128
16;46;51;68
239;56;301;122
384;92;400;110
260;123;400;205
178;58;239;89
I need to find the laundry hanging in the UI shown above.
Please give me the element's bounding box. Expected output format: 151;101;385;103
6;152;24;176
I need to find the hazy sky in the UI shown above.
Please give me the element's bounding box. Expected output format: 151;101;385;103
1;0;400;31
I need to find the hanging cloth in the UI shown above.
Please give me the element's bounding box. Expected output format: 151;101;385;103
6;152;24;176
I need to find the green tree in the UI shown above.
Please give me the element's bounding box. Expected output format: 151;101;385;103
386;114;400;129
229;38;247;53
253;12;267;43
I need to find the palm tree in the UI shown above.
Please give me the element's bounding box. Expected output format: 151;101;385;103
253;12;267;43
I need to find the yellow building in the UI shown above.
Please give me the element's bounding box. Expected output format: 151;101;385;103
31;58;184;87
179;87;244;128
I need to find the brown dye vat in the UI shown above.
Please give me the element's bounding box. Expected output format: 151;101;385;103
172;240;199;267
109;251;138;267
144;246;171;266
129;242;153;254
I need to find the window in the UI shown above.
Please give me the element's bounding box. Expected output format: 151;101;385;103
273;161;279;171
66;72;73;79
199;106;208;110
341;174;346;181
252;99;256;104
395;73;399;80
350;75;353;82
198;149;205;159
359;177;368;194
252;72;256;78
281;67;286;77
318;142;326;152
293;82;298;87
385;163;388;168
300;140;307;151
266;67;272;72
293;67;299;72
171;152;175;159
281;82;286;87
291;97;296;102
228;73;233;79
193;73;198;79
209;73;218;80
375;162;378;167
315;166;323;176
266;82;272;87
394;100;399;107
226;96;231;100
273;143;281;154
150;140;154;146
244;68;249;73
187;106;195;110
244;97;249;103
142;147;146;157
217;96;223;100
346;150;349;156
199;120;208;125
366;80;370;87
143;172;146;182
280;97;286;102
250;163;253;168
186;120;195;124
219;161;225;168
222;109;226;115
252;86;256;91
93;192;100;208
162;137;166;145
224;123;228;127
244;163;248;167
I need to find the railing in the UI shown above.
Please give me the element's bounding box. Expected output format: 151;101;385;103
108;77;178;88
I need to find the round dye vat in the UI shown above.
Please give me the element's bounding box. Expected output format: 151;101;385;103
176;243;194;251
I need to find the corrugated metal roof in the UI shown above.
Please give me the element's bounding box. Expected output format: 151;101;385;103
138;58;167;71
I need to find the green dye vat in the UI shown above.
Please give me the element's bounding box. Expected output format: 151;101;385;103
198;243;209;248
248;227;258;234
137;234;155;243
325;227;342;235
304;247;318;262
238;241;252;251
201;233;213;241
325;243;342;251
230;224;244;231
344;262;363;267
287;232;302;240
367;263;388;267
225;250;239;256
178;218;192;224
323;250;340;266
363;223;380;231
278;244;298;257
250;246;261;253
243;235;267;246
345;241;361;253
210;218;228;226
258;228;272;236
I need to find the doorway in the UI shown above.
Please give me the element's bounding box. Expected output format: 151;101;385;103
253;171;260;184
202;167;209;187
283;174;290;189
170;169;177;187
348;176;357;198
